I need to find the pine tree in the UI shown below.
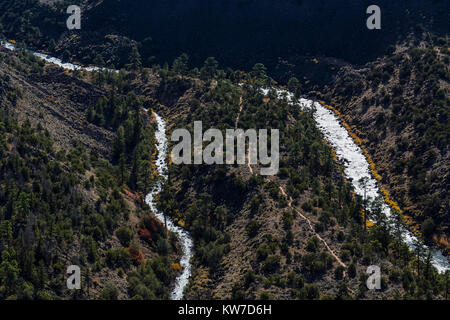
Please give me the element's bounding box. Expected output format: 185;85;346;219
358;176;370;233
129;152;138;190
0;248;20;295
48;39;56;52
113;126;125;162
172;53;189;75
200;57;218;80
413;238;425;276
119;153;126;186
86;105;95;123
424;250;432;280
128;46;142;70
391;209;403;259
288;77;301;98
133;104;141;146
93;54;105;67
251;63;268;85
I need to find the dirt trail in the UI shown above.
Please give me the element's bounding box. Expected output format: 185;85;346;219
279;186;347;270
234;96;243;129
235;95;254;175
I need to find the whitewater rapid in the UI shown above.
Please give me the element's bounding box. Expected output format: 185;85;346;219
262;88;450;274
144;113;194;300
0;40;116;73
1;40;194;298
2;39;448;275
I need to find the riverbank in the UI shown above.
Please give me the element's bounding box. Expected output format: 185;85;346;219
262;87;449;273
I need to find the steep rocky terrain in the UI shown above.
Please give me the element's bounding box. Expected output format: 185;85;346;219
2;37;449;300
0;47;180;300
134;72;448;299
314;37;449;252
0;47;112;156
0;1;448;301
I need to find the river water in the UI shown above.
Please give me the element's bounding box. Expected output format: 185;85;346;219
144;113;194;300
1;40;194;298
2;39;448;280
262;88;450;274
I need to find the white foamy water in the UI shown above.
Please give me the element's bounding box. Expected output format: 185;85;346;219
262;88;449;274
1;40;194;298
3;39;447;276
144;113;194;300
1;40;117;73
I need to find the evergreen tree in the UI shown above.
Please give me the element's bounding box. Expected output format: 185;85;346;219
113;126;126;162
93;53;105;67
288;77;301;98
358;176;370;233
0;248;20;295
172;53;189;75
128;46;142;70
200;57;218;80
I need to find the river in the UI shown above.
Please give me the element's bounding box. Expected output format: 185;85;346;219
0;40;194;298
144;113;194;300
2;39;448;281
262;87;450;274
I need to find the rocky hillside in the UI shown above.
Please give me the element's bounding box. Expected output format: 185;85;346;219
0;1;448;300
133;68;449;299
0;47;180;300
0;47;112;156
316;37;449;253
